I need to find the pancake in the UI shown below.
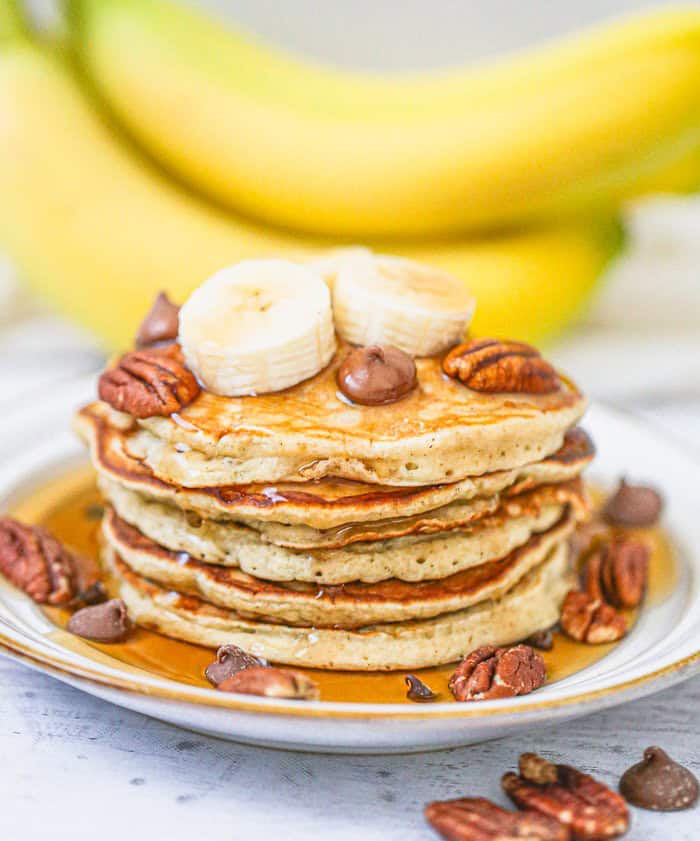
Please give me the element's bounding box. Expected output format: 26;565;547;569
105;542;574;670
76;404;594;529
94;342;585;487
103;479;586;583
237;480;586;550
103;507;577;627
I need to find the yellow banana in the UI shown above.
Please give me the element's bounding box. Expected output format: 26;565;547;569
0;28;620;349
67;0;700;238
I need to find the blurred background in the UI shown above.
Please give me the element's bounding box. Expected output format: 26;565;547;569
1;0;699;444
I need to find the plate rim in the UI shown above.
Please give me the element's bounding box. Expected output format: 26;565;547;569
0;375;698;722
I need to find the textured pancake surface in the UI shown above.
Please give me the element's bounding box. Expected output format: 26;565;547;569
76;405;594;529
103;479;586;583
103;507;577;626
105;543;574;670
90;343;585;486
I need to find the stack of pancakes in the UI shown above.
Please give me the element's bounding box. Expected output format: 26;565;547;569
76;348;592;670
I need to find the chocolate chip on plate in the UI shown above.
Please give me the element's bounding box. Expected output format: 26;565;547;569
338;345;416;406
405;674;438;702
67;598;131;643
523;628;554;651
204;644;269;687
620;746;699;811
603;478;663;527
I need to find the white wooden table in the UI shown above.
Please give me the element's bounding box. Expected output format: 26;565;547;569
1;263;699;838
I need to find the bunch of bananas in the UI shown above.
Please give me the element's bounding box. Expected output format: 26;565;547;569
1;0;700;348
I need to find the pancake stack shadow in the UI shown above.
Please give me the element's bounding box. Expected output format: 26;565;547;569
76;351;592;671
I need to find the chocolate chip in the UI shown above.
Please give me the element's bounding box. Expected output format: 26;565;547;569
604;479;663;527
84;503;105;522
523;629;554;651
405;674;438;702
76;581;108;607
204;644;268;686
620;746;699;811
67;598;130;643
135;291;180;348
338;345;416;406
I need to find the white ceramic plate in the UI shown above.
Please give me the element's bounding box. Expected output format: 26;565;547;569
0;378;698;754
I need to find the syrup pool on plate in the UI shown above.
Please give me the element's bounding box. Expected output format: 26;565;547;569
9;467;678;704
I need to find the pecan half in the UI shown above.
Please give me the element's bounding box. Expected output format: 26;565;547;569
217;666;319;700
449;644;546;702
136;291;180;348
443;338;561;394
583;536;649;608
560;590;627;644
0;517;90;605
425;797;570;841
503;753;629;840
98;344;200;418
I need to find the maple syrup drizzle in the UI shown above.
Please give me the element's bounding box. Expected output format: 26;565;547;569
9;469;678;705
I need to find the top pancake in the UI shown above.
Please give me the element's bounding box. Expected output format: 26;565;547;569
76;404;594;530
90;343;585;487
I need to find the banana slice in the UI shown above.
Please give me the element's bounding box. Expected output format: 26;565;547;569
179;259;336;396
305;247;372;290
333;254;475;356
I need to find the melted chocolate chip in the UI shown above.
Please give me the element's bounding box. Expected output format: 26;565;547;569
620;747;699;811
338;345;416;406
204;644;268;687
523;629;554;651
67;598;130;643
136;291;180;348
76;581;108;607
604;479;663;527
405;674;438;702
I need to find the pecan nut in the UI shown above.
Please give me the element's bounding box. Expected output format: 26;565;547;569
583;536;649;608
136;291;180;348
0;517;93;605
425;797;570;841
98;344;200;418
217;666;319;700
443;338;561;394
502;753;629;840
560;590;627;644
449;644;546;702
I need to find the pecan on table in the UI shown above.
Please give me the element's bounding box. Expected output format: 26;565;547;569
0;517;87;605
217;666;319;700
98;344;200;418
442;338;561;394
559;590;627;645
502;753;629;840
425;796;570;841
449;644;546;702
583;536;649;609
